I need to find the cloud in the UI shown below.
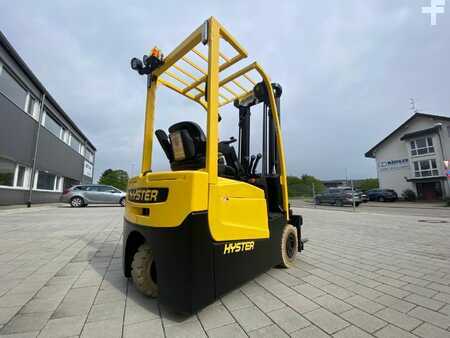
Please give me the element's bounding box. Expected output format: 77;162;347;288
2;0;449;181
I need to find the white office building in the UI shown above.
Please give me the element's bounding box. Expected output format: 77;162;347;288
365;113;450;200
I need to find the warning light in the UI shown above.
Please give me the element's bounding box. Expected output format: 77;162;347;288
151;47;160;58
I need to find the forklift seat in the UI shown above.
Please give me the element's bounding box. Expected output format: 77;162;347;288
156;122;242;177
155;121;206;171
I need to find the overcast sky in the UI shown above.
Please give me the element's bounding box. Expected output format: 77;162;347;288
2;1;449;181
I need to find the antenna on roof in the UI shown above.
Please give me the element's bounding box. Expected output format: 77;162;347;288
410;98;419;113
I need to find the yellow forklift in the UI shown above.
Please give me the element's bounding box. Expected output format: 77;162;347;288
123;17;303;313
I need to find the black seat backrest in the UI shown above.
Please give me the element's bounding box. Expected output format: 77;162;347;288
155;129;173;162
155;121;206;171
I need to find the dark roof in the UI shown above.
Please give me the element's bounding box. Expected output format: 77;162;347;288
365;112;450;158
400;125;441;140
0;31;96;151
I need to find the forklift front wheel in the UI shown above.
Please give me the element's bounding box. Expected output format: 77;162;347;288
131;243;158;297
278;224;298;268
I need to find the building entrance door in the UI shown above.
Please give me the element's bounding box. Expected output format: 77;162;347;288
416;182;442;200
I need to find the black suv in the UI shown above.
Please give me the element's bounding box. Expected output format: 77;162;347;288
314;188;362;207
366;189;398;202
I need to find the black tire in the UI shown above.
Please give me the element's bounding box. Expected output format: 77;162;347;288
336;200;343;207
378;196;385;202
120;197;126;207
70;196;84;208
278;224;298;268
314;198;321;205
355;202;360;207
131;243;158;297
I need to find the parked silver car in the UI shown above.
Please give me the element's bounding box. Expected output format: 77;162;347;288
60;184;126;207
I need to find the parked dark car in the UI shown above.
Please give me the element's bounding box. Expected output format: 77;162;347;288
314;188;361;207
366;189;398;202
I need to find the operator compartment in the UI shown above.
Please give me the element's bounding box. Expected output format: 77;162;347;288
125;170;208;227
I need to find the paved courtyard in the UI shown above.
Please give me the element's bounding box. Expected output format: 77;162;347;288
0;205;450;338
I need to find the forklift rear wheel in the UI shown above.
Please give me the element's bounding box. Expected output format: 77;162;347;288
131;243;158;297
278;224;298;268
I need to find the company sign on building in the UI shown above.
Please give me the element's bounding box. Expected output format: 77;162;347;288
379;158;409;171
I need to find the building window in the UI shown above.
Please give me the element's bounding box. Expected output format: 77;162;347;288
0;158;16;186
447;125;450;138
61;129;68;144
0;158;31;189
26;96;41;120
70;134;83;154
0;66;28;111
43;110;64;139
85;149;94;163
410;137;434;156
63;177;80;190
413;159;439;177
16;165;27;187
35;171;62;191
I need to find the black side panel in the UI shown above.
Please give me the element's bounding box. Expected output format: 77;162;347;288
123;212;215;314
213;213;285;296
123;211;286;313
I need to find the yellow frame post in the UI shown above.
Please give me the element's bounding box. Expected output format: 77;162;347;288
141;78;157;173
206;18;220;184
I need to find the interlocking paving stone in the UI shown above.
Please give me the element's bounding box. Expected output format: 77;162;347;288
440;304;450;316
246;290;285;312
408;306;450;329
374;324;417;338
374;285;410;299
303;308;349;334
375;308;422;331
433;292;450;303
401;283;437;298
293;283;327;299
290;325;330;338
333;325;374;338
0;307;21;325
80;318;122;338
220;291;253;311
266;306;310;333
280;293;320;314
164;319;207;338
86;300;125;322
404;293;445;311
231;306;271;332
374;295;416;313
123;319;164;338
248;324;288;337
206;322;246;338
314;294;353;314
344;295;385;314
412;322;450;338
197;303;235;331
0;312;52;335
1;205;450;337
319;284;355;300
37;315;85;338
340;308;386;333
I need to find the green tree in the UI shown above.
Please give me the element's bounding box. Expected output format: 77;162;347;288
287;174;325;197
355;178;379;192
98;169;129;191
